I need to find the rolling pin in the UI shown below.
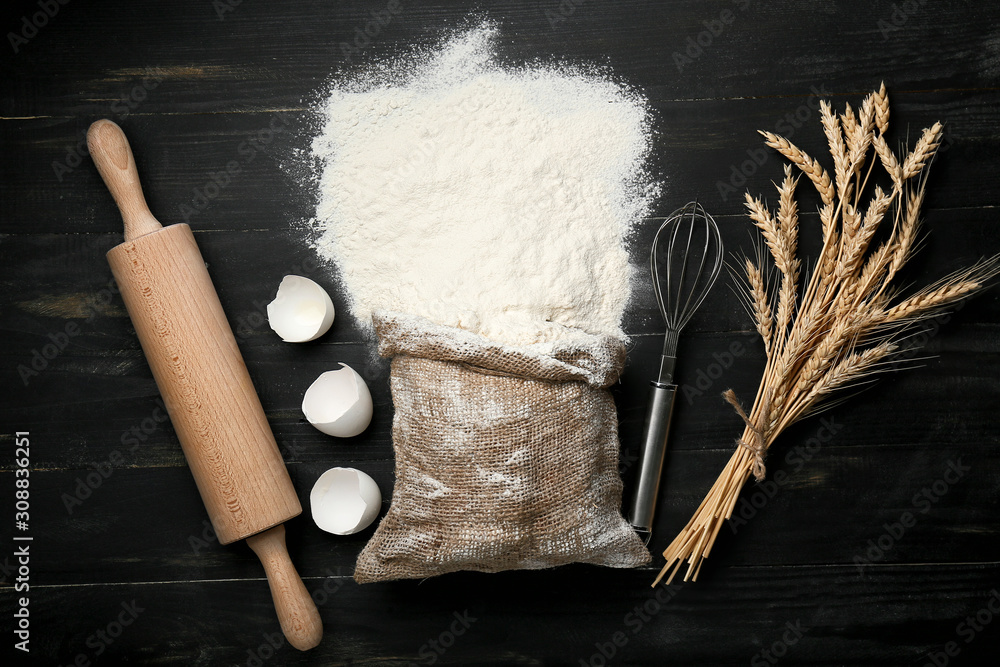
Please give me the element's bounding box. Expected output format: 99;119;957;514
88;119;322;651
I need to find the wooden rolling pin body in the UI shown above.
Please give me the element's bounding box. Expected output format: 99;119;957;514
89;119;322;651
107;222;299;543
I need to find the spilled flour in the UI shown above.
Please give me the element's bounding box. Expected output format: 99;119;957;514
311;23;657;346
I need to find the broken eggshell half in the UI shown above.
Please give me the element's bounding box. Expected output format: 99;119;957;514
310;467;381;535
267;275;335;342
302;363;373;437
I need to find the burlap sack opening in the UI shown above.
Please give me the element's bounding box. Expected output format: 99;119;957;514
353;312;650;583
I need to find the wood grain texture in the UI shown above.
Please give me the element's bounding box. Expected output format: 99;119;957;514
4;94;1000;236
107;223;301;544
86;120;162;240
246;525;324;651
2;0;1000;664
3;564;1000;666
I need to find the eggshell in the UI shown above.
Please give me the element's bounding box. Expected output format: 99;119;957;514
310;467;381;535
302;364;373;437
267;275;335;342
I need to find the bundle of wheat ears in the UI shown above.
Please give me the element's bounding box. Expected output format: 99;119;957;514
654;84;998;587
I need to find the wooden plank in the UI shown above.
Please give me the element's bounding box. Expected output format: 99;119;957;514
2;564;998;665
1;319;997;469
1;434;996;587
1;202;997;346
3;0;1000;116
3;92;1000;234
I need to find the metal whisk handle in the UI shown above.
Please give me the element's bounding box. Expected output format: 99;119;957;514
628;380;678;532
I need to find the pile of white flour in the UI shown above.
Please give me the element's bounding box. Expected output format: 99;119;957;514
311;24;657;346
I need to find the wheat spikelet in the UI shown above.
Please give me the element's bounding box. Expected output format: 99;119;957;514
885;183;926;280
822;101;851;201
901;122;943;180
873;82;890;135
862;185;892;231
791;318;856;397
842;202;860;238
819;202;835;240
792;342;897;418
776;165;799;249
776;170;800;271
773;277;797;349
744;194;789;276
882;280;983;323
846;95;875;175
841;100;872;175
840;186;892;278
873;133;903;188
759;130;835;206
841;102;858;151
745;258;774;352
777;306;822;378
813;227;841;301
859;94;876;140
773;166;801;341
855;239;895;300
834;281;859;318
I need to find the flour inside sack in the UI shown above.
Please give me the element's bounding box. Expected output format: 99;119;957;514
310;23;658;346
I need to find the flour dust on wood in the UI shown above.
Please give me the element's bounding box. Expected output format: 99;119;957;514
311;23;658;347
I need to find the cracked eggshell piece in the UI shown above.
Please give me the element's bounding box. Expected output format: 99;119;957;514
302;363;373;437
310;467;382;535
267;275;335;342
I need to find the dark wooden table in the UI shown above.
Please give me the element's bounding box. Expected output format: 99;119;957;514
3;1;999;665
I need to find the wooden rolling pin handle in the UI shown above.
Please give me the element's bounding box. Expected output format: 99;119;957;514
87;119;162;240
246;525;323;651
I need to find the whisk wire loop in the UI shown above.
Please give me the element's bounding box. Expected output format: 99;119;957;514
651;201;723;334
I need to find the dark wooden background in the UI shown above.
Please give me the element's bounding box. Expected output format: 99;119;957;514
2;1;999;665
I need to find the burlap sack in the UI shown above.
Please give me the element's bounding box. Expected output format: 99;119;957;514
353;312;650;583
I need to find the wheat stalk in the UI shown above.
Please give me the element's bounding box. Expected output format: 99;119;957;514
654;85;999;587
744;257;774;354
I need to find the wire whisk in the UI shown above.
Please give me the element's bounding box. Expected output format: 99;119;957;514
628;201;723;536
